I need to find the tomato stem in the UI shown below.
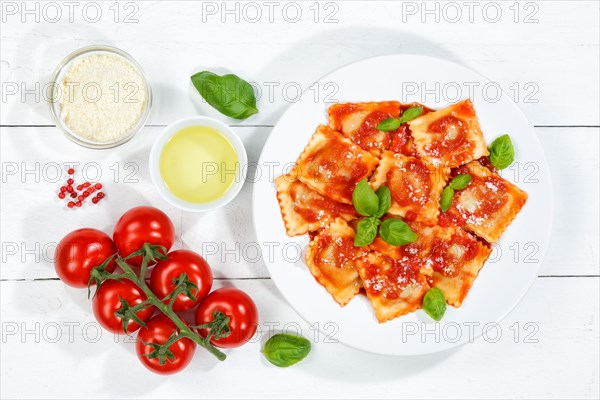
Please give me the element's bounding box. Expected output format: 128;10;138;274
103;248;228;362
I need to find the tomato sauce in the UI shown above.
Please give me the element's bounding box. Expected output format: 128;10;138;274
315;233;356;269
362;254;424;300
386;158;432;207
328;103;363;124
352;111;393;152
388;125;417;155
388;103;433;156
289;181;356;223
303;137;372;202
443;164;509;228
428;230;479;277
331;102;433;156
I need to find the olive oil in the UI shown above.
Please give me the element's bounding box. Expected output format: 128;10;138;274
160;125;238;203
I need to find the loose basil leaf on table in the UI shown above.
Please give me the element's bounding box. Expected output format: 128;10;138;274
190;71;258;119
488;134;515;170
262;333;311;368
422;287;447;321
352;179;379;217
378;218;417;246
355;217;380;246
375;186;391;218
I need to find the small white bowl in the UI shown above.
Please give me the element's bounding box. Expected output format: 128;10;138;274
149;116;247;212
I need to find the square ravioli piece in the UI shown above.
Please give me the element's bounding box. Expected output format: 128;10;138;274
427;227;492;307
295;125;379;205
356;251;430;323
327;101;401;155
369;151;449;225
443;161;528;243
369;221;492;307
305;218;365;306
408;99;489;167
275;174;357;236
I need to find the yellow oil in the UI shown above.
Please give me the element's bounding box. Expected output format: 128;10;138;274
159;125;238;203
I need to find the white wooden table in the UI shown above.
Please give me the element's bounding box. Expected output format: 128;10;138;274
1;1;598;398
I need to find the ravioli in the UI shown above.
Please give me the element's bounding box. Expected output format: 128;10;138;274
369;151;449;225
428;227;492;307
327;101;401;155
409;99;489;167
356;251;430;323
441;161;528;243
275;174;357;236
294;125;378;205
305;218;365;306
370;221;491;307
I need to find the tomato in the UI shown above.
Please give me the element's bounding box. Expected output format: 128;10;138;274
92;280;155;335
149;250;213;312
195;288;258;348
136;314;196;375
113;206;175;267
54;228;116;288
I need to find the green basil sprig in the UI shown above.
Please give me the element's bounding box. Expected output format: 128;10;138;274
191;71;258;119
422;287;447;321
440;173;472;212
449;173;471;190
353;179;379;217
376;106;423;132
488;134;515;170
376;118;401;132
354;217;380;246
379;218;417;246
375;186;391;218
352;179;416;247
262;333;311;368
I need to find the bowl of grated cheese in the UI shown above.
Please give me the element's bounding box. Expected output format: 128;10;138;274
48;45;152;149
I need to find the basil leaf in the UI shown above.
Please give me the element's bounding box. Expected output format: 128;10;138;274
488;134;515;170
375;186;391;218
376;118;400;132
354;217;379;246
378;218;417;246
422;287;447;321
449;173;471;190
397;106;423;124
352;179;379;217
440;186;454;212
262;333;311;368
190;71;258;119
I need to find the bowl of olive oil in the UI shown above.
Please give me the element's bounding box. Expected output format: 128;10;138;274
150;117;247;212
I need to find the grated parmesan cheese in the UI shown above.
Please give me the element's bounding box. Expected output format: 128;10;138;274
59;54;147;143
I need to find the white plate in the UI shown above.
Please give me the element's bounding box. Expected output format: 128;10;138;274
252;54;553;355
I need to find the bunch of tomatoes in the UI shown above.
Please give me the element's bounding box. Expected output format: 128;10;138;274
54;206;259;374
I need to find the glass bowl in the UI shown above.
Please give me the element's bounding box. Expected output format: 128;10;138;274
48;45;152;149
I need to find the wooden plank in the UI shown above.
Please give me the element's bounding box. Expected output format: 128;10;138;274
0;277;598;399
1;126;598;279
1;1;598;126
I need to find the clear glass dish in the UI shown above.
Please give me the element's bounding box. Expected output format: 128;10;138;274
48;45;152;149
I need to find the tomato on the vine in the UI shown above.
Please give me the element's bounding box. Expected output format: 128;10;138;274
113;206;175;266
195;288;258;348
149;250;213;312
136;314;196;375
54;228;116;288
93;280;155;335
